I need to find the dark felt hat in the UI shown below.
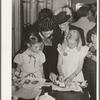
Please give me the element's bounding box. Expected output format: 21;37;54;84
53;11;71;24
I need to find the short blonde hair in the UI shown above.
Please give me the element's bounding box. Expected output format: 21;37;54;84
66;29;82;50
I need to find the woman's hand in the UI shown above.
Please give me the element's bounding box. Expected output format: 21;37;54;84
49;72;57;83
58;75;65;83
42;37;53;46
64;74;75;86
91;54;97;62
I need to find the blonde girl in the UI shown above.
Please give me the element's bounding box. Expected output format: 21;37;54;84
57;29;89;86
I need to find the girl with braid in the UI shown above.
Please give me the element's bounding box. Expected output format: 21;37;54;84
13;33;45;79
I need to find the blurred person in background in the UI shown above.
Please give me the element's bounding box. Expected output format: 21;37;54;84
72;7;96;44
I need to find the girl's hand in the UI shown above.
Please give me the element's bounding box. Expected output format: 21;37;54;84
49;72;57;83
88;43;93;48
14;71;20;78
87;51;93;58
64;74;74;86
58;75;65;83
91;54;96;62
42;73;45;78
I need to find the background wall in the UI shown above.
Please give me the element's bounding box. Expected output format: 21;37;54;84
53;0;96;11
53;0;71;11
12;0;22;56
12;0;97;56
71;0;96;4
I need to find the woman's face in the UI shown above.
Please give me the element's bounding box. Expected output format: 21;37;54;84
67;39;77;49
87;11;92;20
41;30;53;38
91;34;97;44
91;5;96;12
87;10;94;22
59;22;69;31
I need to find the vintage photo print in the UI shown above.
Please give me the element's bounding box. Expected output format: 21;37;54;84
1;0;99;100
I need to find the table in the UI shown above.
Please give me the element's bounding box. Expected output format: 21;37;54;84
13;83;89;100
41;86;89;100
53;88;89;100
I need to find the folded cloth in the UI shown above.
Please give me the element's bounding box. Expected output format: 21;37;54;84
13;75;46;89
52;81;83;92
54;80;66;88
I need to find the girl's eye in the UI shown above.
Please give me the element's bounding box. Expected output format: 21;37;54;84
36;47;39;49
63;23;66;25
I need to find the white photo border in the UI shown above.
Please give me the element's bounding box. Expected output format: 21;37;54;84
1;0;99;100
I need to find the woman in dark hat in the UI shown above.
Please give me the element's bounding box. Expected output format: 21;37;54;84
53;7;85;46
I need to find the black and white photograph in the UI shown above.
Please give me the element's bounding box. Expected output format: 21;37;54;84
1;0;99;100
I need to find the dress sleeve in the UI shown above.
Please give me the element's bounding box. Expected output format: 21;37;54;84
79;46;89;59
39;51;46;64
57;43;63;56
13;54;23;65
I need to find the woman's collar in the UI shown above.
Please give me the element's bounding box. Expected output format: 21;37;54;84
38;32;45;39
38;32;53;46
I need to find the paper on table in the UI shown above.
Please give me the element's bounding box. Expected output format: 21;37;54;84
12;77;46;99
13;88;42;99
20;77;46;89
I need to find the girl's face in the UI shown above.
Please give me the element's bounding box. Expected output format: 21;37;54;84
67;39;77;49
29;43;42;53
41;30;53;38
87;11;94;21
59;21;69;31
66;30;78;49
91;5;96;12
91;34;97;44
87;11;92;18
